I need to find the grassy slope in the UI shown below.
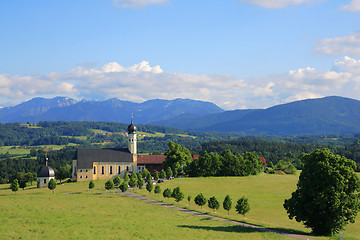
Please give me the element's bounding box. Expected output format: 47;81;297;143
0;180;285;240
133;173;360;240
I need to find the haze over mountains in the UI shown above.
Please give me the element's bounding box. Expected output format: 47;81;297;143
1;96;360;136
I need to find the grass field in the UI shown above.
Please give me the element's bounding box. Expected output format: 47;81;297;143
0;146;31;155
133;173;360;240
0;180;287;240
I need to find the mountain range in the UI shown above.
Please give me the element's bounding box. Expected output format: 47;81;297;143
1;96;360;136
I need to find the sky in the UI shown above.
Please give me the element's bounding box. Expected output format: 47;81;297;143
1;0;360;110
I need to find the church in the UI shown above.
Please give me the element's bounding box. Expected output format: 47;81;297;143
72;120;165;182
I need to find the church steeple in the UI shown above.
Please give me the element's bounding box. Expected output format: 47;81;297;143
127;116;137;155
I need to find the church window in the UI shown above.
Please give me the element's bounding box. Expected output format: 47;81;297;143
80;169;83;172
118;166;121;174
85;169;88;172
44;179;46;184
93;166;96;174
101;166;105;174
80;176;82;179
126;166;129;171
110;166;113;174
85;175;88;178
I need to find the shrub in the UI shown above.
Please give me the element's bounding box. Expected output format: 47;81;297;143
105;180;114;190
120;181;128;192
163;188;172;198
89;180;95;189
113;176;121;186
154;185;161;194
194;193;207;209
235;197;250;217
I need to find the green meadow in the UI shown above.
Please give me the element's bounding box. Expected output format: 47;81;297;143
0;180;286;240
133;173;360;240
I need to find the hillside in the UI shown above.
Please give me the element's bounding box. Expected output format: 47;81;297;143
156;96;360;135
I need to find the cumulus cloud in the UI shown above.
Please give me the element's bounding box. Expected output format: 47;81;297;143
342;0;360;11
315;32;360;56
270;56;360;103
2;57;360;110
113;0;168;8
239;0;318;9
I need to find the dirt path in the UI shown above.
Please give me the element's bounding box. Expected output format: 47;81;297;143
111;190;315;240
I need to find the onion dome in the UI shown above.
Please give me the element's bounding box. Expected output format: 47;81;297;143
128;121;136;134
37;157;55;177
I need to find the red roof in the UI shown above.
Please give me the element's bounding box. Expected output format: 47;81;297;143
137;155;166;164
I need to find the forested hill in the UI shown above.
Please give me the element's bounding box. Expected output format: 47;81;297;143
154;96;360;135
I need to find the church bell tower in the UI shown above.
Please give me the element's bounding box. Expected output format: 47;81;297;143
127;116;138;172
127;117;137;154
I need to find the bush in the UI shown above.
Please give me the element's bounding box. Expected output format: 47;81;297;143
113;176;121;186
194;193;207;209
172;187;184;203
48;178;57;193
89;180;95;189
105;180;114;190
129;177;137;187
235;197;250;217
120;181;128;192
154;185;161;194
223;195;232;214
146;178;153;193
163;188;172;198
208;196;220;212
265;167;275;174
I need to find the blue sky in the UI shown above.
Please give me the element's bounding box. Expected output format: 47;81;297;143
1;0;360;110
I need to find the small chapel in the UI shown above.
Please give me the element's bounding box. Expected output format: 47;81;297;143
37;156;55;188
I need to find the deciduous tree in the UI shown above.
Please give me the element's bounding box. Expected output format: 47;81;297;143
235;197;250;217
208;196;220;212
89;180;95;190
163;188;172;198
146;178;153;193
11;179;19;192
120;181;128;192
105;179;114;190
194;193;207;209
48;178;57;193
172;186;184;203
154;185;161;194
284;148;360;236
223;195;232;215
113;176;121;186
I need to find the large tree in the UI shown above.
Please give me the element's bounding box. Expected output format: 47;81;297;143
284;148;360;236
164;142;192;176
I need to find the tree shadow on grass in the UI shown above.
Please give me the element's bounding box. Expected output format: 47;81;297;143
178;224;266;234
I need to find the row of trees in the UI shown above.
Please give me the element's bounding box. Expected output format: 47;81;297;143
162;142;265;177
187;150;264;177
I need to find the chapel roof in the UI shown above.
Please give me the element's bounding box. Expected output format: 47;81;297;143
77;148;133;169
37;163;55;178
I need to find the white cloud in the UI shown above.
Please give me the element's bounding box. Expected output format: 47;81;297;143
342;0;360;11
239;0;317;9
270;56;360;104
113;0;168;8
315;32;360;56
2;57;360;110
